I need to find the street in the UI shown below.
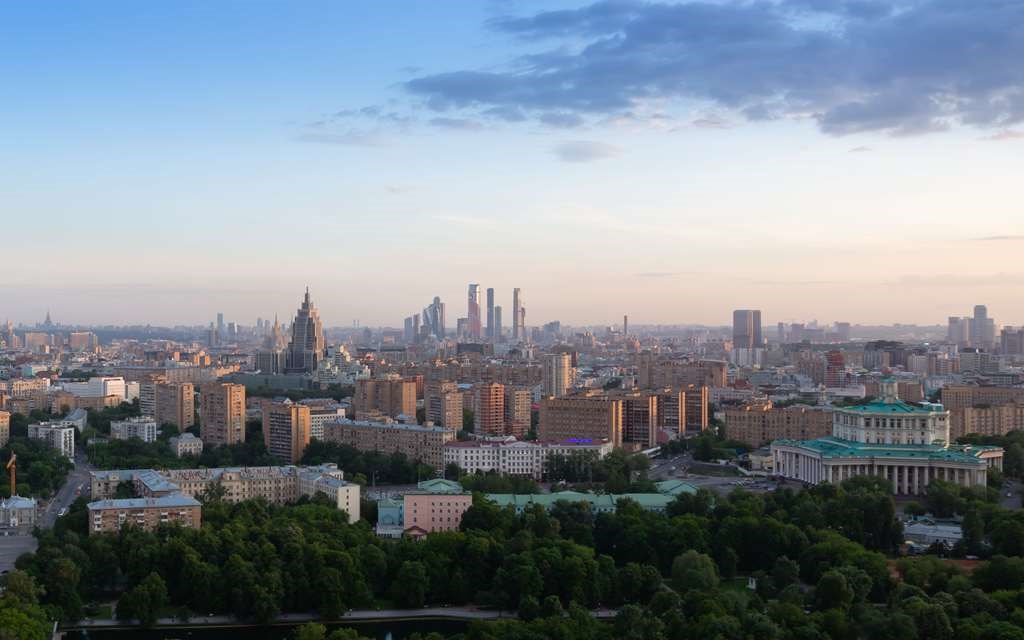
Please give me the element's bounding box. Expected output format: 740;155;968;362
39;452;94;529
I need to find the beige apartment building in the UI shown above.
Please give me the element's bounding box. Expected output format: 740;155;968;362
426;380;463;430
941;385;1024;410
322;419;455;469
474;382;506;437
539;391;624;447
683;384;709;432
950;403;1024;439
154;382;195;429
724;402;833;448
542;353;573;397
200;382;246;446
0;410;9;448
355;376;417;419
504;386;532;438
262;402;311;463
637;354;727;389
87;495;202;535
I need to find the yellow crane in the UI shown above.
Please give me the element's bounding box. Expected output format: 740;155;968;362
5;453;15;497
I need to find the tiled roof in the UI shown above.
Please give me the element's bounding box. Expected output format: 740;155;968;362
772;436;1000;464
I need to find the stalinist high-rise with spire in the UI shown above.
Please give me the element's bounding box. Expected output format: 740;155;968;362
284;287;325;375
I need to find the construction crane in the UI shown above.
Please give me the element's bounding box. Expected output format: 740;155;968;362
5;453;15;497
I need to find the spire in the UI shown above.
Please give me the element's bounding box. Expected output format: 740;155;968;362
304;286;310;305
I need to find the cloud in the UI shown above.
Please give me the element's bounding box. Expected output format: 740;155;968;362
692;115;732;129
889;273;1024;287
848;146;872;153
404;0;1024;137
552;140;621;162
384;185;413;195
294;131;384;147
428;117;484;130
636;271;687;278
973;235;1024;241
981;129;1024;141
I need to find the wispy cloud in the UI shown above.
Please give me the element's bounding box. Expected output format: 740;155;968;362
973;235;1024;241
692;115;732;130
433;215;501;228
428;117;484;130
981;130;1024;141
636;271;685;278
552;140;620;163
889;273;1024;287
848;146;872;153
295;131;384;147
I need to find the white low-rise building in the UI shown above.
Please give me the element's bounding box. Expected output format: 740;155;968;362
169;433;204;457
444;439;614;479
111;416;159;443
772;379;1003;495
28;421;76;458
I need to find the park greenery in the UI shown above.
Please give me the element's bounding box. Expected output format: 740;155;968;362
301;440;435;485
0;437;74;498
6;469;1024;640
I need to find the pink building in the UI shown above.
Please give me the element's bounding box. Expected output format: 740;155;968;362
402;479;472;537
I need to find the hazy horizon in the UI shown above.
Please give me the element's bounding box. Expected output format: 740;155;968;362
4;1;1023;327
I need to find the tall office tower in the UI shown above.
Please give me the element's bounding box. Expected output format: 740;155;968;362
834;322;851;342
486;287;495;340
732;310;763;350
216;312;224;335
154;382;195;430
504;386;531;438
824;351;846;388
200;383;246;447
948;316;971;347
467;284;482;339
493;306;503;341
777;322;786;343
413;313;421;341
404;317;414;342
972;305;996;350
474;382;506;436
423;296;446;339
512;288;523;340
542;352;573;398
623;315;628;337
262;402;311;463
285;287;325;374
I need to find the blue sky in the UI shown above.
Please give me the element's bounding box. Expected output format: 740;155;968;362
2;1;1023;328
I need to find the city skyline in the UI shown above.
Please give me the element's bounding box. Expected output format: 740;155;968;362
2;1;1023;326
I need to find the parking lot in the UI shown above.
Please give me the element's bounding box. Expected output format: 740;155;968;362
0;535;38;575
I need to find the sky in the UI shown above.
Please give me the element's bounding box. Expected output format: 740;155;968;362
2;1;1023;329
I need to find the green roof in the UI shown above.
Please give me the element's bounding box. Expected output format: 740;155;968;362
414;478;466;494
484;488;682;513
773;436;1000;464
655;479;699;496
839;399;940;415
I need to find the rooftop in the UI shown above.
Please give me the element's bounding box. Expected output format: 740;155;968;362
87;494;201;510
773;436;1001;463
837;398;943;415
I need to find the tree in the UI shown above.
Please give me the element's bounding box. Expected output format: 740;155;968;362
119;572;169;627
671;551;719;593
294;623;327;640
813;570;852;611
394;561;428;608
772;556;800;592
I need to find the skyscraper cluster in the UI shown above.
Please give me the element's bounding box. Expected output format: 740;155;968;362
404;285;525;344
948;304;996;351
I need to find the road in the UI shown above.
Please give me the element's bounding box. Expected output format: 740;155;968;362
1;451;93;575
64;606;620;630
39;452;94;528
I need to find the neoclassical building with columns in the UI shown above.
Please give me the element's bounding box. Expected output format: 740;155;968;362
771;380;1003;495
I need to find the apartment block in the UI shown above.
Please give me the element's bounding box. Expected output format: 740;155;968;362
0;411;9;448
355;376;417;419
200;382;246;446
724;403;833;448
539;391;624;447
154;382;195;429
504;386;532;438
28;421;76;458
169;433;204;457
262;402;311;463
110;416;159;443
322;419;455;469
474;382;506;436
950;404;1024;439
444;439;614;479
426;381;463;430
87;495;202;534
942;385;1024;411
